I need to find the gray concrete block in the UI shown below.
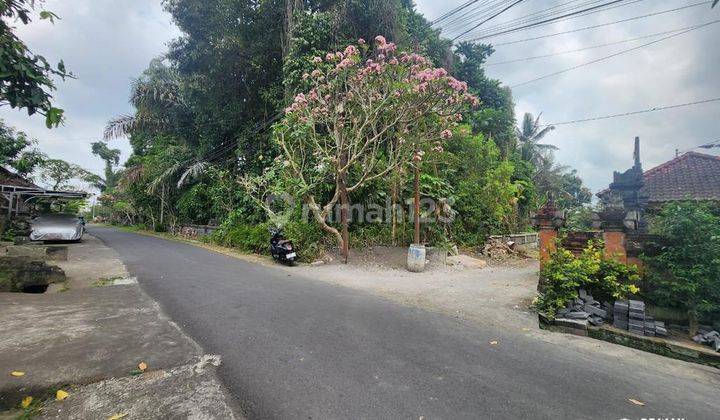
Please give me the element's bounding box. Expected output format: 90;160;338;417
566;311;590;320
584;303;607;319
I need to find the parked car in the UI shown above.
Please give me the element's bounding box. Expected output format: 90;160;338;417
30;214;85;242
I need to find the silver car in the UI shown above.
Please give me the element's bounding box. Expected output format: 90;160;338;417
30;215;85;242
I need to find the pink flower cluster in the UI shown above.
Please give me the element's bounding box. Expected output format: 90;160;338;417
374;35;397;54
414;68;448;83
344;45;359;56
400;53;428;65
285;92;309;114
440;130;453;139
447;77;468;93
336;58;354;70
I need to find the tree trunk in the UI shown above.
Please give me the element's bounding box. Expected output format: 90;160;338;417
391;180;397;246
338;149;351;263
159;184;165;228
414;163;420;245
305;196;345;259
688;309;699;336
282;0;304;59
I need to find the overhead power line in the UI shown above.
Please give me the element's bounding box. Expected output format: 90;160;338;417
452;0;528;41
461;0;634;41
542;97;720;126
457;0;630;40
511;19;720;88
485;23;698;66
431;0;482;25
440;0;518;33
491;1;711;46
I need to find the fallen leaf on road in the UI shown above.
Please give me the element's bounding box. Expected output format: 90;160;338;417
21;396;33;408
10;371;25;377
138;362;148;372
56;390;69;401
490;340;498;345
628;398;645;406
108;414;128;420
522;328;530;332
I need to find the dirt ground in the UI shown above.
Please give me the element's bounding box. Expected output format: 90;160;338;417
290;246;539;330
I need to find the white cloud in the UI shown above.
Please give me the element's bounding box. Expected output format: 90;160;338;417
0;0;180;185
419;0;720;192
2;0;718;195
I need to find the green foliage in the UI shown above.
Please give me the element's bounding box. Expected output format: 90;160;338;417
90;141;122;191
643;202;720;321
442;128;523;244
213;222;270;254
209;218;326;262
283;220;326;262
564;205;595;231
0;119;46;176
108;0;590;255
536;242;640;317
0;0;72;127
38;159;90;190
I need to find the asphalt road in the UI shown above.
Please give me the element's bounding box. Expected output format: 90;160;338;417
91;227;720;420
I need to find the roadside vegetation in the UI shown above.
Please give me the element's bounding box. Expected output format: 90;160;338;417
86;0;590;261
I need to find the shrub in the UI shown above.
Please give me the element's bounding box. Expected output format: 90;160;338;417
210;222;269;254
283;220;327;262
208;219;327;263
536;241;640;317
643;201;720;334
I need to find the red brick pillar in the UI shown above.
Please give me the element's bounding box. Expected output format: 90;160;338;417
538;229;557;270
533;200;565;289
602;231;627;264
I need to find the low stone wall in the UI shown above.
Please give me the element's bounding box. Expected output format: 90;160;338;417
171;224;219;239
489;232;538;248
540;314;720;368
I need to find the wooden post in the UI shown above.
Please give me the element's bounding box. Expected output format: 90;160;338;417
413;163;420;245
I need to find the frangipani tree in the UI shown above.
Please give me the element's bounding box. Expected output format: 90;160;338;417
247;36;479;261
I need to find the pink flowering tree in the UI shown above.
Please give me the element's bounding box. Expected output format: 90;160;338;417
256;36;479;261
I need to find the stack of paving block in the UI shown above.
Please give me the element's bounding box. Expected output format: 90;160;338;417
644;315;656;337
612;299;668;337
613;300;629;330
628;300;646;336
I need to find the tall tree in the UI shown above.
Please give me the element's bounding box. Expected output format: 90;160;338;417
91;141;122;191
0;0;72;127
38;159;89;190
515;112;557;164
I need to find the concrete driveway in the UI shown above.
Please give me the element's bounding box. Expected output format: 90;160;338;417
91;226;720;420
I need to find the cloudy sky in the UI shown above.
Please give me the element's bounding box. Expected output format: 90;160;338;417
2;0;719;193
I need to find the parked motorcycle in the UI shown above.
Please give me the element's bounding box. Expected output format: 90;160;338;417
270;228;297;265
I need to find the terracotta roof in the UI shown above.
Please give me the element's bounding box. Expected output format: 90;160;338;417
642;152;720;203
0;166;39;189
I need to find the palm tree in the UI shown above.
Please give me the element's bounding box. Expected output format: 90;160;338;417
515;112;557;164
104;60;209;191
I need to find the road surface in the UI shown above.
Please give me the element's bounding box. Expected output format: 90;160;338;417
91;227;720;419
